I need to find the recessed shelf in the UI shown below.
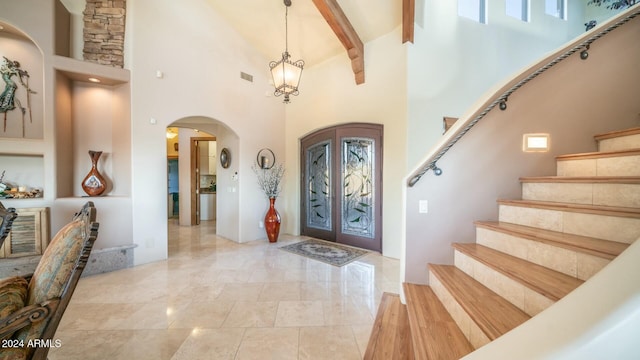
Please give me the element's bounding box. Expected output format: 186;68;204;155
53;55;130;86
0;154;45;195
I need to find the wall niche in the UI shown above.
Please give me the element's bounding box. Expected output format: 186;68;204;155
0;23;44;140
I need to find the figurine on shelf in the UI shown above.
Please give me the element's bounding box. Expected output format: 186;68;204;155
0;57;36;136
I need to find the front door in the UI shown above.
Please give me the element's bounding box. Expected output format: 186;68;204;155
300;123;382;252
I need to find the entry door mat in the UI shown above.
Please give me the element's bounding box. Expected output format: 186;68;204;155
280;239;369;267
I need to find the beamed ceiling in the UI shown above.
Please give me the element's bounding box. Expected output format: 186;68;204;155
206;0;415;84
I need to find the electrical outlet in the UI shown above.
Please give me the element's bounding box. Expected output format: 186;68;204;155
419;200;429;214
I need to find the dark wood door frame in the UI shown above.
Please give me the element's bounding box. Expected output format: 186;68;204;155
190;136;216;225
300;123;383;252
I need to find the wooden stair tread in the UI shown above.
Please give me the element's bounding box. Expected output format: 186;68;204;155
519;176;640;184
452;243;584;301
594;127;640;141
429;264;530;340
556;148;640;161
403;283;474;360
498;199;640;219
475;221;629;260
364;292;414;360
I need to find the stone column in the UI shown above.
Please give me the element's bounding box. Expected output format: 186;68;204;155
83;0;126;68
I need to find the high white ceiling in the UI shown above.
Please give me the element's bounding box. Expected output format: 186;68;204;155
205;0;402;67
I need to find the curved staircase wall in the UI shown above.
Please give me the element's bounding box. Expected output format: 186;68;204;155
404;11;640;285
462;237;640;359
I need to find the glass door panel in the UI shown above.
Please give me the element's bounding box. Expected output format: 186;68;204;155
305;140;332;231
341;138;375;239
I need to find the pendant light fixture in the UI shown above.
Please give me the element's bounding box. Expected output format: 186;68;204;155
269;0;304;104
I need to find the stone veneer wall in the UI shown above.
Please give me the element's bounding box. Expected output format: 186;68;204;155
83;0;126;68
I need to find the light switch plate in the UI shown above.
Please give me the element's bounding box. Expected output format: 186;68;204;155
419;200;429;214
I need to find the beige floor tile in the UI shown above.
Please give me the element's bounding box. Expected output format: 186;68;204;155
557;159;597;176
58;303;144;330
299;281;333;300
169;300;235;329
170;328;245;360
275;300;325;327
222;301;278;327
322;299;374;325
596;155;640;176
351;324;374;358
216;282;265;301
299;326;362;360
112;329;192;360
593;183;640;208
247;268;287;283
235;327;299;360
258;282;302;301
46;221;399;359
48;330;134;360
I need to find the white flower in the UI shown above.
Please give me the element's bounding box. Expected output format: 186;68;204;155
252;163;285;198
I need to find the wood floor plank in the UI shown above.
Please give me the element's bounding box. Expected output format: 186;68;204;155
452;243;584;301
519;176;640;184
555;148;640;161
498;199;640;219
429;264;530;341
475;221;629;260
594;127;640;141
403;283;474;360
364;292;414;360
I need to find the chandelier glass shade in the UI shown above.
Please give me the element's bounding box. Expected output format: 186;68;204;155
269;1;304;103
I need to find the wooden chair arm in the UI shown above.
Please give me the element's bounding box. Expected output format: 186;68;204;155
0;299;60;339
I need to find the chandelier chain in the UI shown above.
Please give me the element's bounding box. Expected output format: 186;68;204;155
285;5;289;54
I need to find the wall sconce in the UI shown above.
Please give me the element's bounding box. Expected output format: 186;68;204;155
523;133;550;152
257;148;275;169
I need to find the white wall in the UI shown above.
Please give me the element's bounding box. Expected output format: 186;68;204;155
283;27;407;259
128;0;285;265
403;5;640;285
214;124;241;242
407;0;585;169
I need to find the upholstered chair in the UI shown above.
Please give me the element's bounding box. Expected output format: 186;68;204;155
0;202;99;360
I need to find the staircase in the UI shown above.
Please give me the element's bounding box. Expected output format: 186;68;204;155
366;127;640;359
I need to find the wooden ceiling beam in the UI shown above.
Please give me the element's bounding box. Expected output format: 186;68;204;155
403;0;415;43
312;0;365;84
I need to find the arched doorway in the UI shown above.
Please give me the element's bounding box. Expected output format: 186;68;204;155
300;123;383;252
165;117;240;252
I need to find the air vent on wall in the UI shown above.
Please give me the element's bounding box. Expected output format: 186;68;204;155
240;72;253;82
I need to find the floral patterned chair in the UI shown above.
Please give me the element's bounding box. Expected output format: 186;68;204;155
0;201;99;360
0;202;18;248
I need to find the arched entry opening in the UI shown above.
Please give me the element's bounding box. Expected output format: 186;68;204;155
166;116;239;252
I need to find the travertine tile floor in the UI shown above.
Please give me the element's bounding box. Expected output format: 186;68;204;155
49;220;400;359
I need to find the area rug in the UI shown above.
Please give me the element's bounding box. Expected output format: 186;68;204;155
280;239;369;267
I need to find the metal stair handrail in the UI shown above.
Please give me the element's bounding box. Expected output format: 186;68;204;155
407;6;640;187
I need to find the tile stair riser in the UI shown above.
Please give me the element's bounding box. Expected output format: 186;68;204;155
453;250;554;317
428;271;490;349
522;182;640;208
498;204;640;244
476;227;610;281
557;155;640;177
598;133;640;152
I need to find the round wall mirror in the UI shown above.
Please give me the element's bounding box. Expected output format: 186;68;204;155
256;148;275;169
220;148;231;168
